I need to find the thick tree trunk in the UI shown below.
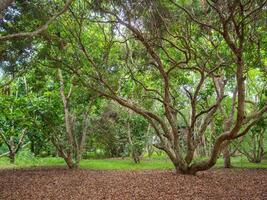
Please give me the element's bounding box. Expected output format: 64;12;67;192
175;165;197;175
65;157;77;169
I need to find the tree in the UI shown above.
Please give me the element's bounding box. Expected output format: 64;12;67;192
239;116;267;163
0;129;26;163
56;69;92;168
1;0;266;175
89;102;148;161
0;0;74;41
30;67;98;168
50;0;266;174
0;78;30;163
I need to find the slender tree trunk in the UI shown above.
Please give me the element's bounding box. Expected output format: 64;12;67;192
127;120;137;163
9;152;15;164
30;140;35;154
223;147;232;168
58;69;76;168
76;112;90;167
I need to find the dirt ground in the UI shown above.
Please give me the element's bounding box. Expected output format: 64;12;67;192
0;168;266;200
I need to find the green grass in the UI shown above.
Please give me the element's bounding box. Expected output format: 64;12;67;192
80;158;173;170
0;155;267;170
0;156;65;169
216;156;267;169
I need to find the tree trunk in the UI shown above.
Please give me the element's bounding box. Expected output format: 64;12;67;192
175;165;197;175
0;0;14;13
9;152;15;164
223;146;232;168
30;140;35;154
65;157;77;169
127;118;140;163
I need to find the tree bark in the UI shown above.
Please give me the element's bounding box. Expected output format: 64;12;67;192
58;69;74;162
223;147;232;168
0;0;14;13
9;152;15;164
65;157;77;169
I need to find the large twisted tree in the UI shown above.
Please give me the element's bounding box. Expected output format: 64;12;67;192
50;0;266;175
4;0;266;175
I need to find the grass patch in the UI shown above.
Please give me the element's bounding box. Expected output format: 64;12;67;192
80;158;173;170
0;155;266;170
0;156;65;169
216;156;267;169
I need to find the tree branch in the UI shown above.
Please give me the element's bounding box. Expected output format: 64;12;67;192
0;0;74;41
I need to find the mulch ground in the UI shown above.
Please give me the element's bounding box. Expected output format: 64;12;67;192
0;168;266;200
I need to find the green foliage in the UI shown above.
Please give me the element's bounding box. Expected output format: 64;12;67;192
0;0;266;172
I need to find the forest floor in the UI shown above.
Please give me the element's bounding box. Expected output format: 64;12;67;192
0;168;266;200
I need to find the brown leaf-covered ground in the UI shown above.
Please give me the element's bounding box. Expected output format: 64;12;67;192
0;168;266;200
